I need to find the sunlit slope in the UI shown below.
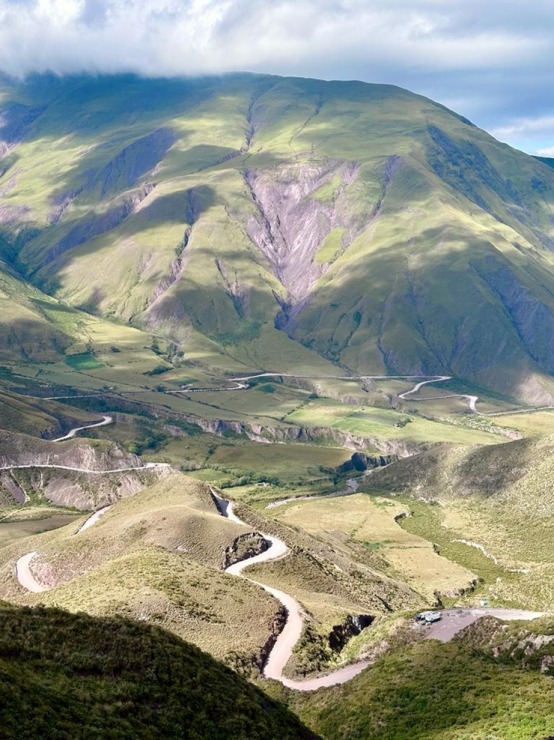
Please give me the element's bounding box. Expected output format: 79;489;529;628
0;246;172;378
0;474;281;663
2;74;554;396
364;433;554;608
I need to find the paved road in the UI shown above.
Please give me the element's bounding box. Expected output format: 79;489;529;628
22;372;554;416
0;461;170;474
15;551;47;593
12;415;169;593
1;414;171;475
77;505;113;533
53;415;114;442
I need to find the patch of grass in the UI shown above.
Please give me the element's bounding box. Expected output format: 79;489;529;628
64;352;105;370
271;494;476;601
0;514;80;548
286;398;506;446
0;603;316;739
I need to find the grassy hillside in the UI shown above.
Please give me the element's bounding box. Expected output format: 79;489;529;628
0;474;281;667
0;602;318;739
0;388;96;438
1;73;554;399
363;434;554;608
0;472;428;676
269;494;477;602
293;616;554;739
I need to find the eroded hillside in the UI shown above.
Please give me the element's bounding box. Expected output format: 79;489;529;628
1;74;554;399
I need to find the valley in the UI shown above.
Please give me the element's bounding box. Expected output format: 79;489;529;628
0;70;553;737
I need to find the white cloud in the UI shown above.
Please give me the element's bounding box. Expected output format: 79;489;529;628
0;0;548;78
0;0;553;151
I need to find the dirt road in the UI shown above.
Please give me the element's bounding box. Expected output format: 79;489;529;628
214;492;371;691
425;607;547;642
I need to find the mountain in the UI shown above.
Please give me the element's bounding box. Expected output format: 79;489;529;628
2;72;554;402
0;602;318;739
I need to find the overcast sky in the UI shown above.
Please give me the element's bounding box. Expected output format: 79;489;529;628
0;0;553;154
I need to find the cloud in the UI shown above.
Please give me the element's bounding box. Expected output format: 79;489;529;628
0;0;553;151
536;146;554;157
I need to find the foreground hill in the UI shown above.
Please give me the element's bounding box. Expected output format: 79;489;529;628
0;603;318;739
1;73;554;399
293;615;554;739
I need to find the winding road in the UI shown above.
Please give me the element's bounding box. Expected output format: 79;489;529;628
211;488;552;690
11;415;166;594
1;415;171;474
10;382;553;691
211;489;372;690
24;371;554;417
53;415;114;442
15;551;47;593
191;373;484;415
13;476;549;691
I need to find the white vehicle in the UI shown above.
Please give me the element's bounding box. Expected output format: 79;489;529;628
415;611;442;624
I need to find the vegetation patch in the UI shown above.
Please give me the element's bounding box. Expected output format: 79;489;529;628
64;352;105;371
0;604;317;739
293;637;554;739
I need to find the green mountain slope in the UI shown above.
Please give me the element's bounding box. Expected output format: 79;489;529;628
0;603;318;739
2;73;554;399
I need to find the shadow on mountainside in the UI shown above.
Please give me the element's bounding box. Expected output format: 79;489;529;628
0;317;72;363
279;226;554;401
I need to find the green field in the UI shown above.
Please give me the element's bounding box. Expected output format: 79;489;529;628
64;352;105;370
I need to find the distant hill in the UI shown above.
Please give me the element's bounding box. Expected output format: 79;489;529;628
1;74;554;400
362;433;554;608
0;602;318;739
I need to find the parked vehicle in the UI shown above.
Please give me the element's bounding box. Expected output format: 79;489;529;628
415;611;442;624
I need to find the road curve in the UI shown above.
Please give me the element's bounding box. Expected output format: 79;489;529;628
1;412;170;474
25;372;554;415
15;551;47;593
15;504;115;591
232;373;485;415
53;415;114;442
212;490;370;691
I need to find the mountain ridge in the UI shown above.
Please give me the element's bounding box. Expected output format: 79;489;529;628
1;72;554;400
